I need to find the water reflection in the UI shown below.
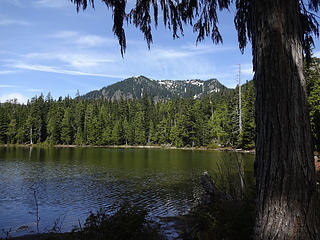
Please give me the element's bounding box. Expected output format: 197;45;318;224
0;147;254;237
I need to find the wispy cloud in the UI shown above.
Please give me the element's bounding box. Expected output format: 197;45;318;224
151;48;190;59
49;31;78;39
0;70;17;74
76;35;113;47
2;0;24;7
26;88;43;92
0;19;29;26
0;84;18;88
241;63;254;76
314;51;320;58
11;63;125;79
24;52;116;68
33;0;69;8
181;43;236;53
49;30;116;48
143;43;236;60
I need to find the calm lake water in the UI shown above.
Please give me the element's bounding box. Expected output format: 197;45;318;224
0;146;254;237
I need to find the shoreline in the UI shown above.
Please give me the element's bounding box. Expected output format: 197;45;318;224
0;143;256;154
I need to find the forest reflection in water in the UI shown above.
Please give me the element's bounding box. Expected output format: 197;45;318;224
0;146;254;237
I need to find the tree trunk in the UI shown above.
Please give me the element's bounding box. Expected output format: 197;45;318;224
253;0;319;239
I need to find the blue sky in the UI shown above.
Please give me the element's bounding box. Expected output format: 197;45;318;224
0;0;271;103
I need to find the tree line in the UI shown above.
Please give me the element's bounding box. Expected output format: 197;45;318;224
0;63;319;151
0;81;255;149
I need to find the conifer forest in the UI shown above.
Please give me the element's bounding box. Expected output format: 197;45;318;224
0;59;319;152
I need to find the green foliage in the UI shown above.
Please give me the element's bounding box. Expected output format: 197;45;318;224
207;141;219;149
208;103;230;146
84;104;101;145
306;58;320;152
6;119;17;144
238;81;255;150
0;107;8;144
61;107;74;145
0;80;259;148
46;101;62;144
80;203;162;240
182;157;256;240
184;198;255;240
37;203;163;240
111;120;123;145
134;110;146;145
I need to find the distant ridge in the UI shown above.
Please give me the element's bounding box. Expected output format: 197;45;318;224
82;75;231;101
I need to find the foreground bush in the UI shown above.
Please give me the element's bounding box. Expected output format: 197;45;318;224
33;203;163;240
182;198;255;240
181;170;256;240
79;203;162;240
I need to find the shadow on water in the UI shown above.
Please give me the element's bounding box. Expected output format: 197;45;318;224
0;146;254;238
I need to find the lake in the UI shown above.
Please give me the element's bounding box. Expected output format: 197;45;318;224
0;146;254;237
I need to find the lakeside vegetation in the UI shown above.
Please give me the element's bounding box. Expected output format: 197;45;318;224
1;59;320;152
0;81;255;150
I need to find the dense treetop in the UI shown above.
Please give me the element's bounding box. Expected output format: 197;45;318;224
0;81;255;149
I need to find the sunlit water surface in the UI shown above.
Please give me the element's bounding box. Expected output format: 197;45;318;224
0;147;254;237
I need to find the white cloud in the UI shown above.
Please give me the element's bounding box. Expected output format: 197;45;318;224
49;31;116;48
0;84;18;88
0;93;28;104
76;35;112;47
33;0;69;8
0;19;29;26
0;70;17;74
139;43;235;60
314;51;320;58
27;88;42;92
181;43;236;53
49;31;79;39
241;63;254;75
11;63;125;79
151;48;190;59
24;52;116;69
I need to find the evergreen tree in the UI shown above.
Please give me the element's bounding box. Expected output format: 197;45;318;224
169;113;187;147
192;100;207;146
15;127;27;144
238;81;255;149
111;120;123;145
61;107;74;144
208;103;230;146
101;125;112;145
157;118;170;145
6;119;17;144
306;58;320;152
123;118;134;145
27;95;47;143
147;120;156;144
47;103;63;144
134;110;146;145
84;103;101;145
74;101;86;145
0;107;8;144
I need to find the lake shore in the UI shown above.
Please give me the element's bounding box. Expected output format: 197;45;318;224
0;143;256;154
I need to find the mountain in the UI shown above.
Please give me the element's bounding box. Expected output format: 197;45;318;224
83;75;231;101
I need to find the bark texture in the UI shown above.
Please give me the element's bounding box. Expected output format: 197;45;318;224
253;1;319;239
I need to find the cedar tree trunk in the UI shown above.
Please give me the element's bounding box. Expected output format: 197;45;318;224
253;0;319;239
